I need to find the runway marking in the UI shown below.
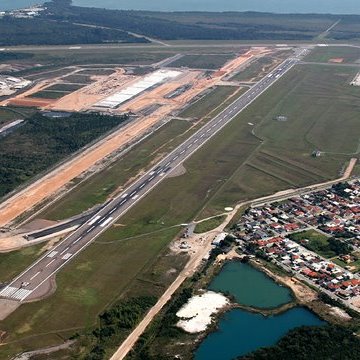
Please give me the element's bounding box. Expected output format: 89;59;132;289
100;217;113;228
12;289;32;301
139;183;145;189
173;156;178;160
129;191;137;197
0;286;18;297
194;138;199;143
62;253;72;260
165;162;171;167
73;235;82;245
149;175;155;181
60;247;69;255
46;259;56;268
109;208;117;215
132;194;139;199
88;215;101;226
86;225;95;233
0;286;33;301
30;271;40;281
119;199;126;205
180;150;185;155
121;193;128;198
47;251;58;258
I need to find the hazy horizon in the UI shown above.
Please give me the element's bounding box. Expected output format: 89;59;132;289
2;0;360;14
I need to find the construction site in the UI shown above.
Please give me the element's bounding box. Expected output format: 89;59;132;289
0;46;286;240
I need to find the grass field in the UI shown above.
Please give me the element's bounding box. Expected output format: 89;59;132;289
0;228;187;359
333;257;360;273
28;90;69;99
179;85;241;118
194;215;227;233
61;74;94;84
0;107;37;127
198;63;360;217
305;46;360;63
77;69;116;76
41;119;192;220
169;54;235;69
231;57;275;82
289;230;334;258
0;243;49;284
41;86;244;221
45;83;85;92
1;61;359;357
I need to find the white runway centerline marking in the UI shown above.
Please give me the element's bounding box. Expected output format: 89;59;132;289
46;259;56;268
30;271;40;281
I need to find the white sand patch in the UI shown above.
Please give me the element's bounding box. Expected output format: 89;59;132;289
176;291;229;333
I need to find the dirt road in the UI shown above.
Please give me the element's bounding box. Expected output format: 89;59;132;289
0;49;265;229
109;157;358;360
109;226;224;360
0;115;166;227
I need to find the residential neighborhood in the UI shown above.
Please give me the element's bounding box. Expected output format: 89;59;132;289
232;180;360;308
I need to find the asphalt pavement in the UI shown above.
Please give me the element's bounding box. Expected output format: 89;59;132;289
0;49;307;302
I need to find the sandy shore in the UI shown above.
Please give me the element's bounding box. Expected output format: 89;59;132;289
176;291;229;333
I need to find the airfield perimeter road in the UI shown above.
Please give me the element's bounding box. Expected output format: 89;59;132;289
0;50;305;302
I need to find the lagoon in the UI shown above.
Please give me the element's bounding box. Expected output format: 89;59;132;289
209;261;292;309
195;307;324;360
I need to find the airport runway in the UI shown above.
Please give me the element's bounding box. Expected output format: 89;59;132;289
0;49;307;302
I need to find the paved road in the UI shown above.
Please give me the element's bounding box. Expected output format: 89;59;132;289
0;49;306;302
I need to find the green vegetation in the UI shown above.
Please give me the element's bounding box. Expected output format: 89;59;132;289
305;46;360;63
0;112;128;198
0;16;147;46
169;54;235;69
78;69;115;76
194;215;227;233
289;230;352;258
83;296;157;359
231;57;276;82
0;243;48;284
0;52;33;62
61;74;94;84
0;228;187;359
2;59;360;358
180;86;240;118
41;87;246;221
46;2;339;41
0;106;37;127
41;119;192;220
45;83;85;92
28;90;68;99
199;63;360;217
241;325;360;360
333;257;360;273
328;18;360;41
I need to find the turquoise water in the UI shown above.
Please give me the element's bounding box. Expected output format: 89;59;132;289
195;307;324;360
73;0;360;14
209;261;292;309
2;0;360;14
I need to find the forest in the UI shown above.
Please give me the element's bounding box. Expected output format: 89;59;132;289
240;325;360;360
0;112;128;198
